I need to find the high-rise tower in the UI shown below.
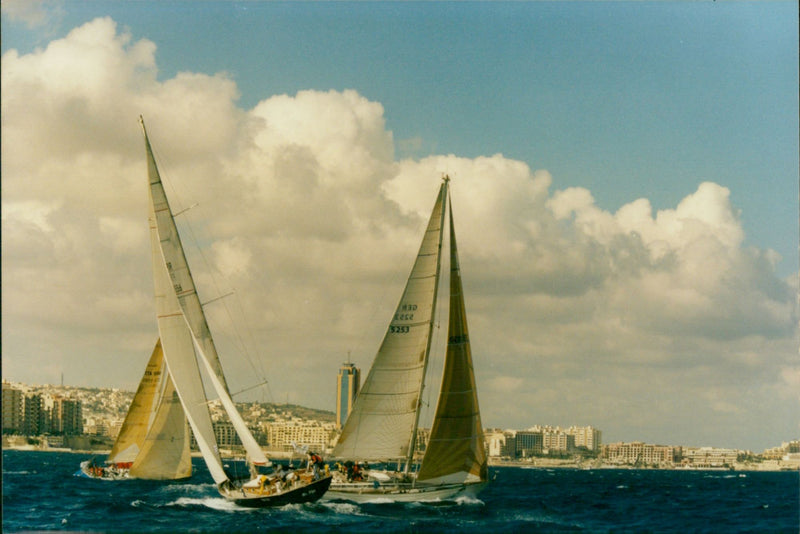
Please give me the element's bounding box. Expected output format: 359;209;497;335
336;361;360;429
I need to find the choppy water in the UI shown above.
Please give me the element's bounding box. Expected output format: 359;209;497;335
2;450;798;533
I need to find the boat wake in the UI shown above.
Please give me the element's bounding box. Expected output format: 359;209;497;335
166;496;246;512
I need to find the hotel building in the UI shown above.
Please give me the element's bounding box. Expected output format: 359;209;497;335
336;362;360;429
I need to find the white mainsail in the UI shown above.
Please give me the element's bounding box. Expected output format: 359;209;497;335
333;182;447;463
191;329;269;466
141;116;269;485
144;119;228;484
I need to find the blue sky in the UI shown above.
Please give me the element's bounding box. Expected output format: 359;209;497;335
4;1;796;276
2;1;798;451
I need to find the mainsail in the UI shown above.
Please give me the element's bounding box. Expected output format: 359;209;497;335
142;117;268;485
333;182;447;463
416;196;487;484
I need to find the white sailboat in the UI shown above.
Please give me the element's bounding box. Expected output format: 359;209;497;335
326;177;488;502
141;116;331;506
79;338;192;480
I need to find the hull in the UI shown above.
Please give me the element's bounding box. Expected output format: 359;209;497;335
78;460;130;481
323;479;487;503
222;474;332;508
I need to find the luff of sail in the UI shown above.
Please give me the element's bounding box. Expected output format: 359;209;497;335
107;339;167;465
144;119;228;485
417;195;487;485
333;183;447;462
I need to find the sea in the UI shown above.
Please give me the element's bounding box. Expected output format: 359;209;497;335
2;450;798;533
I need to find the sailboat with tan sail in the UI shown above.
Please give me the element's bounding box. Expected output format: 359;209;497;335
78;338;191;481
326;176;488;502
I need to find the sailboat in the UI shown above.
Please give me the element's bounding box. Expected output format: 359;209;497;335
326;176;488;502
78;338;192;480
140;116;331;506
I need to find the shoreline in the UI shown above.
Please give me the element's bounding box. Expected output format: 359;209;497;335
4;445;798;472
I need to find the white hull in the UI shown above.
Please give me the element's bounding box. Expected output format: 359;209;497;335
323;480;486;503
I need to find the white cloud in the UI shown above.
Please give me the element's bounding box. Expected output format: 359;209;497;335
1;17;797;450
1;0;60;29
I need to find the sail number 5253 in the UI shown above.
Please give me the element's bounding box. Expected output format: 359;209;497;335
390;325;410;334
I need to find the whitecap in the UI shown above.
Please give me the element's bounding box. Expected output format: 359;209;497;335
360;497;396;504
319;501;364;515
454;495;485;506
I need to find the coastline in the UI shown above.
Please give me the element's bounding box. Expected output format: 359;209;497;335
3;445;798;472
489;457;800;472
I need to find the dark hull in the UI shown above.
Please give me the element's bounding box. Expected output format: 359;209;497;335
227;475;332;508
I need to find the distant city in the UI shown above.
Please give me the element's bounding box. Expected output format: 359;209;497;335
3;378;798;472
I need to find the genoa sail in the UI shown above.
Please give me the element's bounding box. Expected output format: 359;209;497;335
107;339;165;466
105;339;191;480
333;182;447;463
416;196;487;485
130;369;192;479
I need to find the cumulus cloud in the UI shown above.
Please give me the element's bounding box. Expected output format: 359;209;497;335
2;17;797;450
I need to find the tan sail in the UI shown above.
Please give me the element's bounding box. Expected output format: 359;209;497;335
107;339;167;465
417;197;487;484
130;371;192;479
333;182;447;462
